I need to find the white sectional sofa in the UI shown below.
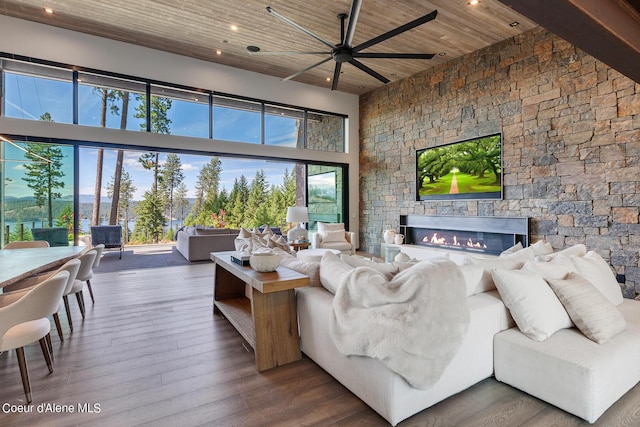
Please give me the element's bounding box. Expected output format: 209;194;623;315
297;286;513;425
291;243;640;425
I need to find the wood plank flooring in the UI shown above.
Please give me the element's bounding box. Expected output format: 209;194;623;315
1;257;640;426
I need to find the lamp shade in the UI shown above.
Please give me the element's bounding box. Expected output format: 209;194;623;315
286;206;309;223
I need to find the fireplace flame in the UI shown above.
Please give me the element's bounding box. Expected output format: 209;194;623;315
422;233;487;250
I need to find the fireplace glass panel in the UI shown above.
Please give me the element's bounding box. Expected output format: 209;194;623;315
410;228;515;255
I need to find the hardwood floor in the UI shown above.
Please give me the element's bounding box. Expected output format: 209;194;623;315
1;257;639;426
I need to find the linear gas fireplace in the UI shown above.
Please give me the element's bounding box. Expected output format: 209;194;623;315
399;215;529;256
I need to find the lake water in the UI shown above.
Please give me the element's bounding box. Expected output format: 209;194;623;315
4;219;184;235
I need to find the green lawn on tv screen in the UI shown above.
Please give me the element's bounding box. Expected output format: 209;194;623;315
419;171;500;196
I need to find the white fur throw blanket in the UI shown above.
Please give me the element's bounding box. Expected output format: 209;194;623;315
329;258;470;389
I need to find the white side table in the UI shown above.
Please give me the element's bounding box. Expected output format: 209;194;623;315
297;248;341;262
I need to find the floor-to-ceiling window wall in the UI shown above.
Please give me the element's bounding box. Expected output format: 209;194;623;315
0;55;349;247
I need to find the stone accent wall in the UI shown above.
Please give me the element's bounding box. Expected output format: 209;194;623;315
359;27;640;298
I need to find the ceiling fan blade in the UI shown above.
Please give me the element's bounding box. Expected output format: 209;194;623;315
282;57;333;82
343;0;363;46
348;59;390;84
248;50;331;56
353;10;438;52
331;62;342;91
354;52;436;59
266;6;336;50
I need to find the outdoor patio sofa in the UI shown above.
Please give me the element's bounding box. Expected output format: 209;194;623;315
175;226;239;262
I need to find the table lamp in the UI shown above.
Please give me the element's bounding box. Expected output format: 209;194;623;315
286;206;309;242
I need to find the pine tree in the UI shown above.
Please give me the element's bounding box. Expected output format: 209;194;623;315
106;169;136;242
159;154;184;231
22;142;65;227
246;170;268;227
133;189;165;243
190;157;222;217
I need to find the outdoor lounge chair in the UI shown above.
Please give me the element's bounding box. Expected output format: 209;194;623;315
90;225;123;259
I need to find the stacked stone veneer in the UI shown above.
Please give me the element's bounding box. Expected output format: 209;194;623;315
359;27;640;298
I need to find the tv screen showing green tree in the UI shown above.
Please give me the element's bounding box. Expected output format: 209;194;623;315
416;133;502;201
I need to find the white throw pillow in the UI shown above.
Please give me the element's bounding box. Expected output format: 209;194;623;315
570;251;623;306
521;258;575;280
323;229;347;243
458;264;485;297
319;251;354;294
500;242;523;256
463;256;524;294
340;254;399;279
500;245;536;264
546;272;626;344
530;240;554;256
535;243;587;262
492;268;573;341
279;255;321;287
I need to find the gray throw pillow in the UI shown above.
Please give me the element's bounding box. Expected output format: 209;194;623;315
546;272;626;344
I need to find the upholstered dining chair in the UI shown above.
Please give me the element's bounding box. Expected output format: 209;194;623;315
4;240;50;249
0;270;69;403
68;250;97;321
1;259;81;342
79;248;100;304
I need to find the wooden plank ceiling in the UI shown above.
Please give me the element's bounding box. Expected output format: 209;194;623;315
0;0;538;95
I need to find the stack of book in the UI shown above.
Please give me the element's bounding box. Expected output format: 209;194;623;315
231;252;250;266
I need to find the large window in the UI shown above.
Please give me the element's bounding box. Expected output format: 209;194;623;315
307;164;346;232
2;61;73;123
212;96;261;144
78;72;146;131
265;105;304;148
2;139;75;245
1;56;346;152
151;85;209;138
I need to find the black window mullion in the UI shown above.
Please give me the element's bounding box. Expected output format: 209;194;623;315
145;83;151;132
260;103;265;145
72;70;79;124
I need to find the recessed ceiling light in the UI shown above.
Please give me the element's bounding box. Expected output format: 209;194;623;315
509;21;520;27
326;77;331;82
215;50;222;55
468;0;480;5
390;73;398;77
43;7;54;14
438;52;447;56
230;24;238;31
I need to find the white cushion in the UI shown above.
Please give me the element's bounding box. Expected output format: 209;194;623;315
323;229;347;243
500;245;536;264
521;256;575;280
458;264;484;297
463;256;524;293
492;268;572;341
536;243;587;262
546;272;626;344
500;242;523;256
317;222;346;240
570;251;623;306
279;254;321;287
319;251;354;294
340;254;399;279
531;240;554;256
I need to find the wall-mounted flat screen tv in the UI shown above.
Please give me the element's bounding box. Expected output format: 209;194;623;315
416;133;502;201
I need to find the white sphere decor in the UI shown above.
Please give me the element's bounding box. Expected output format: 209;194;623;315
249;252;282;272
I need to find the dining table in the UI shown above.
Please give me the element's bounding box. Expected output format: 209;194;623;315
0;245;88;288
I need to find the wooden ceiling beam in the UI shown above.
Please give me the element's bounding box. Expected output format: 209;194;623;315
498;0;640;83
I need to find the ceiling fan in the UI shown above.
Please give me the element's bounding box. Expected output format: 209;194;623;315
246;1;438;90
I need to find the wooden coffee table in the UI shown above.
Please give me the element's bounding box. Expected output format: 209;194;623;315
211;252;310;371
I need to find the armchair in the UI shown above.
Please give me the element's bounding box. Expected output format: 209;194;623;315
310;222;356;255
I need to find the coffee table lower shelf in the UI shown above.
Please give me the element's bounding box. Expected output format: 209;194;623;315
214;297;255;349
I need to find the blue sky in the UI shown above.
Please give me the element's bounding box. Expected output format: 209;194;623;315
3;72;297;200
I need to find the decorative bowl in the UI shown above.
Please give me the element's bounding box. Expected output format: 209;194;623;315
249;252;282;272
